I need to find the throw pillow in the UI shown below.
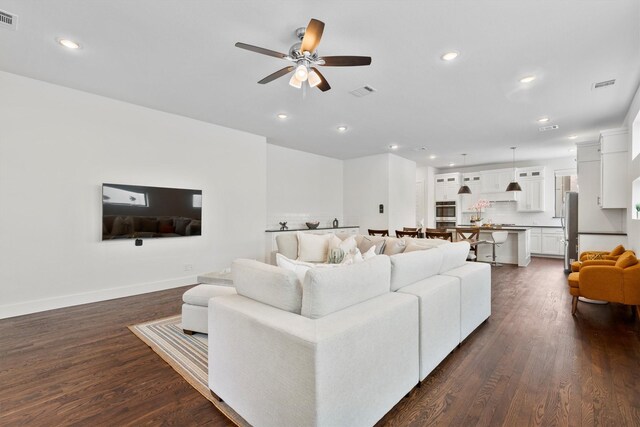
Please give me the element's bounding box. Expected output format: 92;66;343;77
615;251;638;269
362;246;377;260
277;253;342;284
609;244;625;257
159;223;175;234
328;235;358;256
585;253;604;260
383;237;406;255
358;235;386;255
174;218;191;235
297;232;332;262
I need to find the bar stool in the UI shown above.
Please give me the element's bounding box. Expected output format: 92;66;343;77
488;231;509;266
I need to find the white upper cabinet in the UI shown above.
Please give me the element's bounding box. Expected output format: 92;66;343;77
516;167;545;212
479;169;517;201
434;173;460;202
599;128;628;209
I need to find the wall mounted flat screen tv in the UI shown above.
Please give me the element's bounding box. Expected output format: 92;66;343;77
102;183;202;240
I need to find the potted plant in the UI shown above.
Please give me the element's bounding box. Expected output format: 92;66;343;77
636;203;640;219
470;199;491;226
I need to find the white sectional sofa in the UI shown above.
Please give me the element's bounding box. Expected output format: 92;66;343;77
207;239;491;426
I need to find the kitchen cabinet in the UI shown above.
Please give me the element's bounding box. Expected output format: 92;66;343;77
530;227;563;256
599;128;628;209
516;167;545;212
479;169;517;201
460;173;481;212
530;231;542;253
435;173;460;202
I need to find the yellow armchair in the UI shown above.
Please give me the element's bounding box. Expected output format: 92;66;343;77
568;251;640;317
570;244;627;272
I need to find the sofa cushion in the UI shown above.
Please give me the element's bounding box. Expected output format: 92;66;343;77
297;232;332;262
183;284;237;306
439;241;471;274
357;235;386;255
389;248;444;291
383;237;406;255
301;255;391;319
616;251;638;269
404;238;449;253
610;244;626;257
232;259;302;314
275;233;298;260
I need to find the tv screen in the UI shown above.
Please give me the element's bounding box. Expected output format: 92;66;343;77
102;183;202;240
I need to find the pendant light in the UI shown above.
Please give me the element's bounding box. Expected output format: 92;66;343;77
458;154;472;194
505;147;522;192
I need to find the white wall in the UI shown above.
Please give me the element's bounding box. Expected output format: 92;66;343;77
624;83;640;251
416;166;436;227
344;154;416;234
388;154;417;233
343;154;389;233
0;71;267;318
266;144;343;229
441;157;576;226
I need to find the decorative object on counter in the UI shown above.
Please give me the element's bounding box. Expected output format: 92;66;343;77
333;218;339;228
279;221;288;231
306;221;320;229
505;147;522;192
327;247;345;264
470;199;491;226
636;203;640;219
457;154;472;194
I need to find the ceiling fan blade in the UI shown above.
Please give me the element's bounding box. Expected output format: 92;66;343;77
321;56;372;66
300;19;325;53
311;67;331;92
258;66;295;84
235;42;287;59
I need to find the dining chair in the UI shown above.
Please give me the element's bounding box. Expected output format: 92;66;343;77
425;231;453;242
456;227;480;261
402;227;419;232
368;229;389;237
396;230;418;238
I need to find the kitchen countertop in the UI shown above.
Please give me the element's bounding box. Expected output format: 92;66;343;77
456;225;531;231
265;225;359;233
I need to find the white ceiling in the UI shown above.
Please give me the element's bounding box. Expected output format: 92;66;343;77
1;0;638;168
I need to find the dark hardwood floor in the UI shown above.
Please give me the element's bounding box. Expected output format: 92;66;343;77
1;258;639;426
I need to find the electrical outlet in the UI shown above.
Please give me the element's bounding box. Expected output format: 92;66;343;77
184;264;193;271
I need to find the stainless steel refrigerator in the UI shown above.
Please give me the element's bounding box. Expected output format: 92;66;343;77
562;191;579;272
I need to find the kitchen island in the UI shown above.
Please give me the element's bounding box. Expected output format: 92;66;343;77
453;226;532;267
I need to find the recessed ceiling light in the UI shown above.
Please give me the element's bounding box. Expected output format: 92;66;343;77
519;75;536;83
537;117;549;123
441;51;459;61
389;144;398;150
58;39;80;49
429;155;437;159
568;148;576;153
568;135;578;140
449;163;455;167
337;125;348;132
277;113;288;119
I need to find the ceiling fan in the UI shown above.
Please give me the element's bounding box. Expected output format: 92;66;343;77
235;19;372;92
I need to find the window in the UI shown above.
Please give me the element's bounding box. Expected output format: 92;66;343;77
103;185;148;207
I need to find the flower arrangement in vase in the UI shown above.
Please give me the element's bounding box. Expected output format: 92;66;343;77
470;199;491;226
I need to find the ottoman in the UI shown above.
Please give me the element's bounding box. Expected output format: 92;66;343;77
182;284;236;335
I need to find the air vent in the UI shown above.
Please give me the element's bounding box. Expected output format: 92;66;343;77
592;79;615;90
539;124;559;132
349;85;377;97
0;10;17;30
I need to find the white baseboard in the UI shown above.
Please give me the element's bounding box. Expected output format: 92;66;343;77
0;276;198;319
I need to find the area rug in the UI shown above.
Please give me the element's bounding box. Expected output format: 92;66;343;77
128;316;250;427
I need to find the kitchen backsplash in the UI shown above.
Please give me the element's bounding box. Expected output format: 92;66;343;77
461;201;562;226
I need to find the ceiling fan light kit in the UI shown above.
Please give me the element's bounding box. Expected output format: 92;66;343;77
235;18;372;93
